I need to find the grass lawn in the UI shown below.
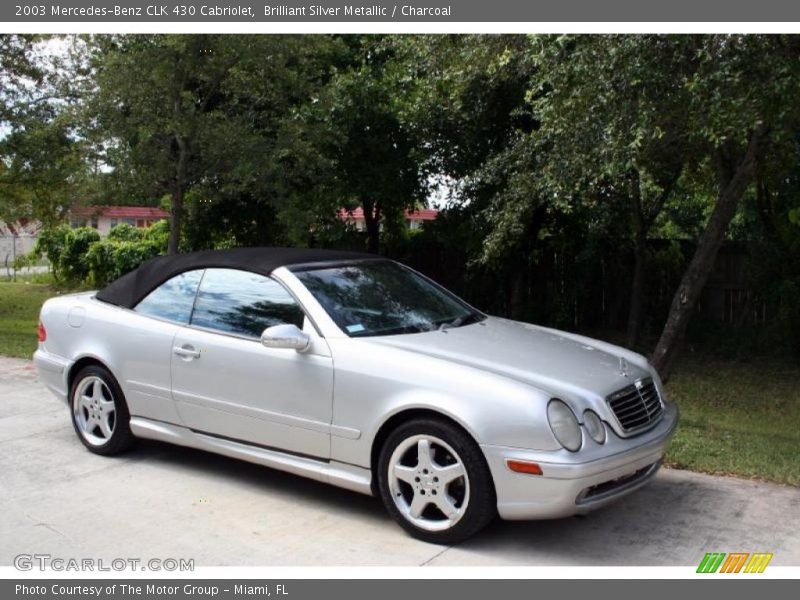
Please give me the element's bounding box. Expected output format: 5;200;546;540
1;277;798;486
664;356;800;486
0;278;62;359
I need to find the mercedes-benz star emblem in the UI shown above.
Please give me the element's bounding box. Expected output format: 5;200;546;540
619;357;630;378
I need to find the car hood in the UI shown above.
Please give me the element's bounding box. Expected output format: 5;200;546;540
368;316;650;400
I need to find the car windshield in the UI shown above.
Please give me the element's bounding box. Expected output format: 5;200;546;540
293;261;484;337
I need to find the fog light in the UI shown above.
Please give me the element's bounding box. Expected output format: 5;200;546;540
583;410;606;444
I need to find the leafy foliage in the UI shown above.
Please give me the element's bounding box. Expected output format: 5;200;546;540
85;238;162;287
0;36;89;225
106;223;144;242
5;34;800;364
58;227;100;283
33;221;167;287
32;224;71;279
84;34;346;253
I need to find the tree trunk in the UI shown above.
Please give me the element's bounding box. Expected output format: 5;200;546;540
509;270;527;320
168;188;183;255
651;124;770;380
626;229;647;349
626;170;679;349
626;177;647;349
362;199;381;254
168;135;189;255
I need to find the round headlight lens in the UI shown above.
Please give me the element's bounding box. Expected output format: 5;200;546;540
583;410;606;444
547;399;582;452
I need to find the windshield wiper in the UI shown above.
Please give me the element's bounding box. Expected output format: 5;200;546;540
438;317;463;331
437;312;482;331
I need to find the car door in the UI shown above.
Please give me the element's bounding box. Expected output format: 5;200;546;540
170;268;334;459
120;269;205;425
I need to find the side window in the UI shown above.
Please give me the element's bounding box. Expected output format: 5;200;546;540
191;268;305;338
134;270;204;324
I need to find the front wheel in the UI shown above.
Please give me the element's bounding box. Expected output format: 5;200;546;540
377;418;496;544
70;365;135;455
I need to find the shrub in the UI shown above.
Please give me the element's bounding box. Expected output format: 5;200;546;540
142;219;170;251
107;223;145;242
32;224;71;280
87;238;163;287
33;220;170;288
12;253;32;271
60;227;101;283
110;240;162;280
85;239;117;287
85;221;169;287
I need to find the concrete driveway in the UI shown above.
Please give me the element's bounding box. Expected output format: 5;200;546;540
1;355;798;567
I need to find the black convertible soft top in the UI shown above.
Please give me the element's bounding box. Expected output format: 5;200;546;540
94;247;377;309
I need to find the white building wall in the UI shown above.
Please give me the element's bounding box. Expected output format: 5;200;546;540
0;235;37;266
97;216;113;236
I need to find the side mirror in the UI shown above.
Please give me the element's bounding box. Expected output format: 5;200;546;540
260;324;311;352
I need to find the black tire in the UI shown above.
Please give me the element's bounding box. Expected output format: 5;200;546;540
69;364;136;455
377;417;496;544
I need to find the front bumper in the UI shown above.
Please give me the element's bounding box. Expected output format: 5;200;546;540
482;402;679;520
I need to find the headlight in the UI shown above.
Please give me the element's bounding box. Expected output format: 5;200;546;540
583;410;606;444
547;399;582;452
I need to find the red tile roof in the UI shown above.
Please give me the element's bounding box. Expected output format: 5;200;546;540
0;219;42;236
338;207;438;221
71;206;170;219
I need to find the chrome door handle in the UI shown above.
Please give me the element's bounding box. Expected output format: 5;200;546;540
173;345;201;359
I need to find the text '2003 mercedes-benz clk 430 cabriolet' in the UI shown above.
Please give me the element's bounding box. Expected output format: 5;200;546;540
34;247;678;543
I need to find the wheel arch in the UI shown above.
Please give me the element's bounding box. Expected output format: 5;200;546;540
67;354;115;394
369;407;484;496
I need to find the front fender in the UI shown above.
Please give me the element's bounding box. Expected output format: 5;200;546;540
327;338;561;469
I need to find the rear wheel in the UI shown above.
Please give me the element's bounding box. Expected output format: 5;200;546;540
377;418;496;544
70;365;135;455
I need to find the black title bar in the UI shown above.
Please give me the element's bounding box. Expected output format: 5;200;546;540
4;0;800;22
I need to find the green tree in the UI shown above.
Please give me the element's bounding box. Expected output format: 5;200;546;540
0;35;85;225
397;35;546;317
408;34;800;375
648;36;800;379
87;34;345;253
0;108;84;224
310;36;430;253
87;35;253;254
0;35;44;123
530;35;697;348
182;35;345;249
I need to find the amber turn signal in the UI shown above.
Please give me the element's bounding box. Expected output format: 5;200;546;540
507;460;543;475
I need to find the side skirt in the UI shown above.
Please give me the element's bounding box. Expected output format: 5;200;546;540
129;417;373;496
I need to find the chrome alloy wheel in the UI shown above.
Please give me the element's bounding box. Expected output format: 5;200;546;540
72;376;116;447
388;434;470;532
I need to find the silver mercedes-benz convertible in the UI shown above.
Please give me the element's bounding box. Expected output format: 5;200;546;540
34;247;678;543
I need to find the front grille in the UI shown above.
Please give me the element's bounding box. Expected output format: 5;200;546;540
607;378;663;433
